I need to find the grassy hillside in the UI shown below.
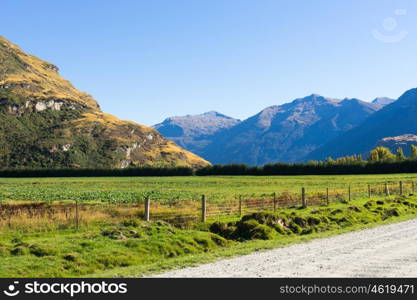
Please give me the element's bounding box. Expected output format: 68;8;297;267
0;36;209;169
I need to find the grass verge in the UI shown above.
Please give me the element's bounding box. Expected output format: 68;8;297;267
90;194;417;277
0;194;416;277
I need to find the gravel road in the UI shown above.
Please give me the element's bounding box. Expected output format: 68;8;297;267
154;219;417;277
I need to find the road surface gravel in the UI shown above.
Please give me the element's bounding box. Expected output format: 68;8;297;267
154;219;417;277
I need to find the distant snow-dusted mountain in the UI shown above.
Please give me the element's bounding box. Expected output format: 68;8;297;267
307;88;417;161
155;93;393;165
200;94;381;165
153;111;240;155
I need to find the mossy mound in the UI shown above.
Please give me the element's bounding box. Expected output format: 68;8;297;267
100;219;230;258
235;220;276;240
209;195;417;241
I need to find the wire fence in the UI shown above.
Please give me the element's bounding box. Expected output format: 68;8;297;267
0;181;415;230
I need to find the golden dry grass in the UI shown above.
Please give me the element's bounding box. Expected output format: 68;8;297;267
0;36;99;109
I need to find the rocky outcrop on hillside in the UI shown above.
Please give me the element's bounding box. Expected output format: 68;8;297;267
376;134;417;156
0;36;209;169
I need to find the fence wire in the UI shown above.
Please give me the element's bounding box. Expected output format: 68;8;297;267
0;181;415;229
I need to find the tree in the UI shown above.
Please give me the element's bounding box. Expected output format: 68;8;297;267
368;147;395;162
411;145;417;160
396;147;405;161
325;157;335;164
369;149;380;162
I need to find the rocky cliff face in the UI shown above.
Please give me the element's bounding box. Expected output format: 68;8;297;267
0;36;209;169
376;134;417;156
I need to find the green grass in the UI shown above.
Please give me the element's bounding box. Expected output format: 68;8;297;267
1;174;417;203
91;195;417;277
0;192;416;278
0;220;229;277
94;215;417;278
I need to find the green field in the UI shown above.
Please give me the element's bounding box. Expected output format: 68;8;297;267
1;174;417;277
0;192;416;277
1;173;417;203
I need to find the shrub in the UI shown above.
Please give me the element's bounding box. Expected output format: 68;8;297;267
288;222;302;234
29;244;55;257
209;222;228;235
63;253;78;262
121;219;140;227
10;246;29;256
249;224;275;240
307;216;321;226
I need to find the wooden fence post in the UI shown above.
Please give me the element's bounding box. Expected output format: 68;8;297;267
400;181;403;195
144;196;150;221
326;188;329;206
239;195;243;217
273;192;277;212
385;183;390;196
368;184;371;198
75;200;79;230
201;195;207;222
301;187;307;208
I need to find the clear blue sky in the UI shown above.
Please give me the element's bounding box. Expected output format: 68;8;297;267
2;0;417;125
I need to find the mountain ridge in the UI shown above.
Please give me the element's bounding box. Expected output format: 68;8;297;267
201;95;381;164
0;36;209;169
306;88;417;161
153;110;240;155
372;97;396;108
155;94;391;165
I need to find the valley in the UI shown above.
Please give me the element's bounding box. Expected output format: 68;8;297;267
1;174;417;277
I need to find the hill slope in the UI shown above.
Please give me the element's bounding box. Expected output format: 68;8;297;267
376;134;417;156
153;111;240;156
0;36;209;168
200;95;381;165
307;88;417;160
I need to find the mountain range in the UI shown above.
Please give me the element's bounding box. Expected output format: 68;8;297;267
306;88;417;161
2;36;415;169
155;94;399;165
0;36;209;169
153;111;240;155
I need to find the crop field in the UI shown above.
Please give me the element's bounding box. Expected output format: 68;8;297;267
1;173;417;204
0;173;415;230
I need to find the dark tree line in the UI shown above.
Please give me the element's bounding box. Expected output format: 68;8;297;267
1;146;417;177
195;161;417;176
0;167;193;178
196;146;417;175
